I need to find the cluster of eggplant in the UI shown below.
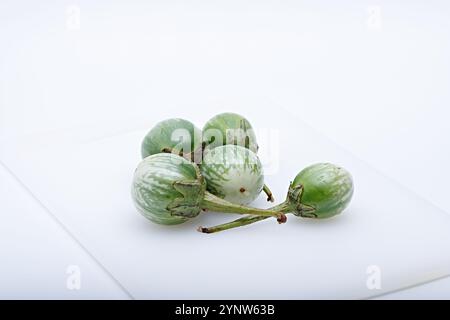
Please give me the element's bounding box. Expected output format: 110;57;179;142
131;113;354;234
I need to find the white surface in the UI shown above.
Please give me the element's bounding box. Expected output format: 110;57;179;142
374;276;450;300
1;0;450;298
0;165;129;299
2;106;450;299
2;158;450;300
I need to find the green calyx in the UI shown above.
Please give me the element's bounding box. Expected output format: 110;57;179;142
167;166;206;219
285;183;317;218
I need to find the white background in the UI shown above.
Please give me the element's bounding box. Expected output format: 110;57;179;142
1;0;450;299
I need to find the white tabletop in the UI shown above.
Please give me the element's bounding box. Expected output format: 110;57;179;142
0;164;128;299
2;160;450;299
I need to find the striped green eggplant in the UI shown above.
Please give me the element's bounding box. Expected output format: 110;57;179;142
200;145;264;206
131;153;286;226
198;163;354;233
141;118;202;162
202;112;258;153
202;112;274;202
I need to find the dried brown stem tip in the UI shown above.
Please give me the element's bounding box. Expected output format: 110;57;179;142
277;213;287;224
197;226;210;233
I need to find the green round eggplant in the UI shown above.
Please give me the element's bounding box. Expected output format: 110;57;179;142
202;112;275;202
202;112;258;153
132;153;202;225
141;118;202;159
289;163;354;219
200;145;264;205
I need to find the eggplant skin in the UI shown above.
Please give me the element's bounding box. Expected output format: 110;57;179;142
202;112;259;153
141;118;202;159
201;145;264;205
293;163;354;219
131;153;199;225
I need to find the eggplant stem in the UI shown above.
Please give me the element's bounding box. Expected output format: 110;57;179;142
199;202;291;234
161;147;203;164
263;184;275;202
201;191;285;220
198;215;269;234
